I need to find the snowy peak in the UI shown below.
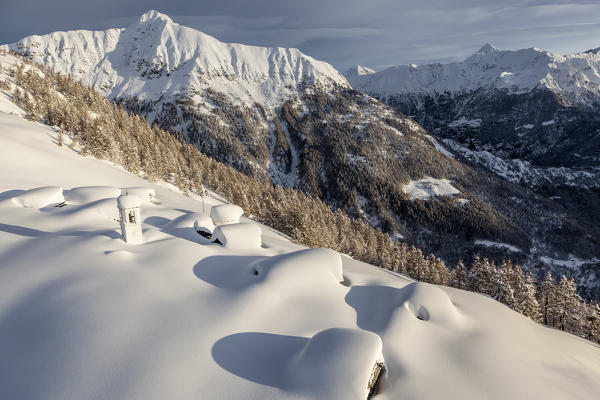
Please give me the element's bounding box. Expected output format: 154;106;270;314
343;65;375;78
347;43;600;105
477;43;501;56
1;10;349;107
137;9;173;24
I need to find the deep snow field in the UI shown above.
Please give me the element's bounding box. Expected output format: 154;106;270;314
1;94;600;400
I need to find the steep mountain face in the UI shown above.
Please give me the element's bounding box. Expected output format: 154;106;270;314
4;14;600;298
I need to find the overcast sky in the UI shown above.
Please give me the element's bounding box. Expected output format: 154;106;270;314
1;0;599;71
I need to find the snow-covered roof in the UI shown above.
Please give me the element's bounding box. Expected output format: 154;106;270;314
212;222;261;249
64;186;121;205
210;204;243;224
123;187;155;201
194;213;215;233
117;194;141;209
9;186;64;209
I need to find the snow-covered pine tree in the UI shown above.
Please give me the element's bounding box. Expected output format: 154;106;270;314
539;271;558;326
432;257;450;286
509;262;527;313
583;301;600;343
496;260;516;308
520;272;541;322
450;259;469;290
469;257;496;296
556;276;582;332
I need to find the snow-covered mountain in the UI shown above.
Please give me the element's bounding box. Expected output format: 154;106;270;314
343;65;375;79
344;45;600;277
1;72;600;400
347;43;600;106
4;18;600;299
3;10;348;108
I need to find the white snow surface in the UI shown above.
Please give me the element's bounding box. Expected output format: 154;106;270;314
343;65;376;78
347;43;600;104
1;103;600;399
403;176;461;200
539;255;600;270
117;194;141;209
1;10;349;109
474;240;521;253
213;222;262;250
210;203;244;225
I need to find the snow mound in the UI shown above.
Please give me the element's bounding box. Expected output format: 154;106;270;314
161;212;209;242
197;248;343;293
210;204;243;226
345;281;462;335
213;222;262;250
256;248;344;287
212;328;382;399
193;213;215;234
402;177;460;200
64;186;121;205
8;186;64;208
61;197;120;221
291;328;383;399
122;187;155;202
117;194;141;209
399;282;461;325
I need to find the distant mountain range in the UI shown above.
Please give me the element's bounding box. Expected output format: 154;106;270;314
4;12;599;298
344;43;600;171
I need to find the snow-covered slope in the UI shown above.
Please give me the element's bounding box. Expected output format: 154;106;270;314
1;89;600;400
347;43;600;105
2;10;348;107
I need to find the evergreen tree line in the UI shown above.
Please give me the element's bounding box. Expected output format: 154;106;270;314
2;51;598;345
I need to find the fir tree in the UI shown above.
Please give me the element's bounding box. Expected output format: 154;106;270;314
520;272;541;322
450;259;469;290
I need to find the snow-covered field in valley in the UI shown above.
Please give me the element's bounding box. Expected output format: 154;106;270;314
402;176;461;200
1;98;600;399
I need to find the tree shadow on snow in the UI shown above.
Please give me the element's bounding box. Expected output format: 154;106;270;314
193;255;267;290
211;332;307;390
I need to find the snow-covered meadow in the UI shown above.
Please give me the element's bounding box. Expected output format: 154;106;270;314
1;97;600;399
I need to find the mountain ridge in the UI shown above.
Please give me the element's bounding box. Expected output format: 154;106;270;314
2;10;349;108
345;43;600;107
